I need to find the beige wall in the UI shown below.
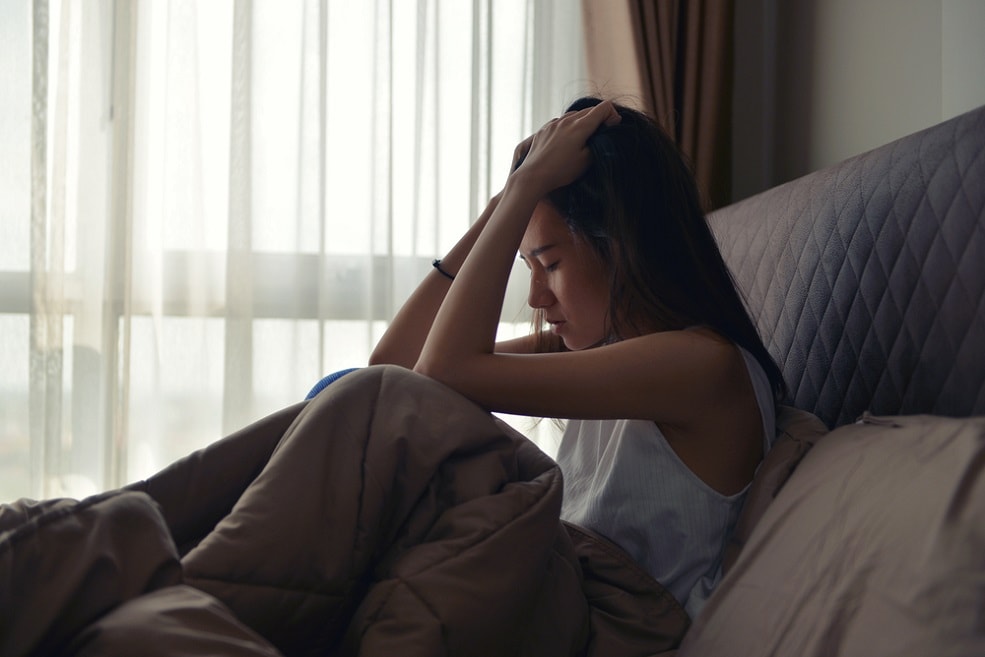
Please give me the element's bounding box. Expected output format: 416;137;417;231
733;0;985;201
581;0;645;105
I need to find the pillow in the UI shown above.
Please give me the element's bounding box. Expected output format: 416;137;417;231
721;405;828;574
681;414;985;657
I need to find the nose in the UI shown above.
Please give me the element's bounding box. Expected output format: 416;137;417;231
527;275;555;309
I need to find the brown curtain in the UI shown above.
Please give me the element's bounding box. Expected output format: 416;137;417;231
583;0;735;210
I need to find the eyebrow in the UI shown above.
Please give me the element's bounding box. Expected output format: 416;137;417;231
518;243;557;261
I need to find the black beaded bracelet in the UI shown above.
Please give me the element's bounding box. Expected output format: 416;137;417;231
432;259;455;281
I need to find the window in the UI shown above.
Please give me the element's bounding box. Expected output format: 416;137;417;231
0;0;584;501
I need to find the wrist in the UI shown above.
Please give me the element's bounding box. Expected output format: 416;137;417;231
503;170;549;205
432;259;456;281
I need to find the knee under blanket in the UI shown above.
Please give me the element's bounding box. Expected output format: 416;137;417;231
0;365;688;657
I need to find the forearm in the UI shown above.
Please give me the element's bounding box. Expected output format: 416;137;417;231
415;176;542;375
369;195;500;368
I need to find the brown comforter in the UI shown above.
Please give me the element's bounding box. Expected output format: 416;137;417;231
0;365;688;656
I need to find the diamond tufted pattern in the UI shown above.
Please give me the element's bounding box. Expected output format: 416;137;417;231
709;105;985;428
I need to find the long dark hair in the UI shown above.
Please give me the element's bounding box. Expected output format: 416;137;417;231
536;96;786;402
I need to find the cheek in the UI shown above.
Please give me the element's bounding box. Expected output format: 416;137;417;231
580;262;611;312
588;283;611;320
567;270;610;318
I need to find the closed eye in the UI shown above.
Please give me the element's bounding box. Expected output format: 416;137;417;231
545;260;560;272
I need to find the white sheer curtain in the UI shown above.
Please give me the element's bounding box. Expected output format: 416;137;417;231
0;0;587;502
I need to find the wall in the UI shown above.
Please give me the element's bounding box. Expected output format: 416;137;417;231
733;0;985;201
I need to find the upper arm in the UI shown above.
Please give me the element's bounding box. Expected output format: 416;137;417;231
417;329;745;425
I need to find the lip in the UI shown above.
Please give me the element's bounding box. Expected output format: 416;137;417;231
548;320;566;334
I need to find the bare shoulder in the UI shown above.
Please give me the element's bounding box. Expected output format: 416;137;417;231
634;325;736;355
646;328;766;494
625;327;751;417
622;326;746;380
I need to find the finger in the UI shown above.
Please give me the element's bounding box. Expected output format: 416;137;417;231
578;100;622;129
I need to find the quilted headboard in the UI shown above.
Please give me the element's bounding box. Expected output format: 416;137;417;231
709;105;985;428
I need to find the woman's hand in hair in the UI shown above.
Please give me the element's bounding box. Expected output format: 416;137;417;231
510;101;621;197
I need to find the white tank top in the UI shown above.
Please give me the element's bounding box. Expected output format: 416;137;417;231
556;346;776;619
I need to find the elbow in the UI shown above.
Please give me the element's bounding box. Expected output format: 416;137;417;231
414;355;492;412
412;355;456;386
368;344;412;369
367;348;389;367
411;357;440;380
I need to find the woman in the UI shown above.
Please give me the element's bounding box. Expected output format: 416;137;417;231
370;96;786;618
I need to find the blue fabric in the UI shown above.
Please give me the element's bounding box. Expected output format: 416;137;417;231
305;368;360;400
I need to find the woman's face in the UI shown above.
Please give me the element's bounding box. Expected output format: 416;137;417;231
520;202;611;350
